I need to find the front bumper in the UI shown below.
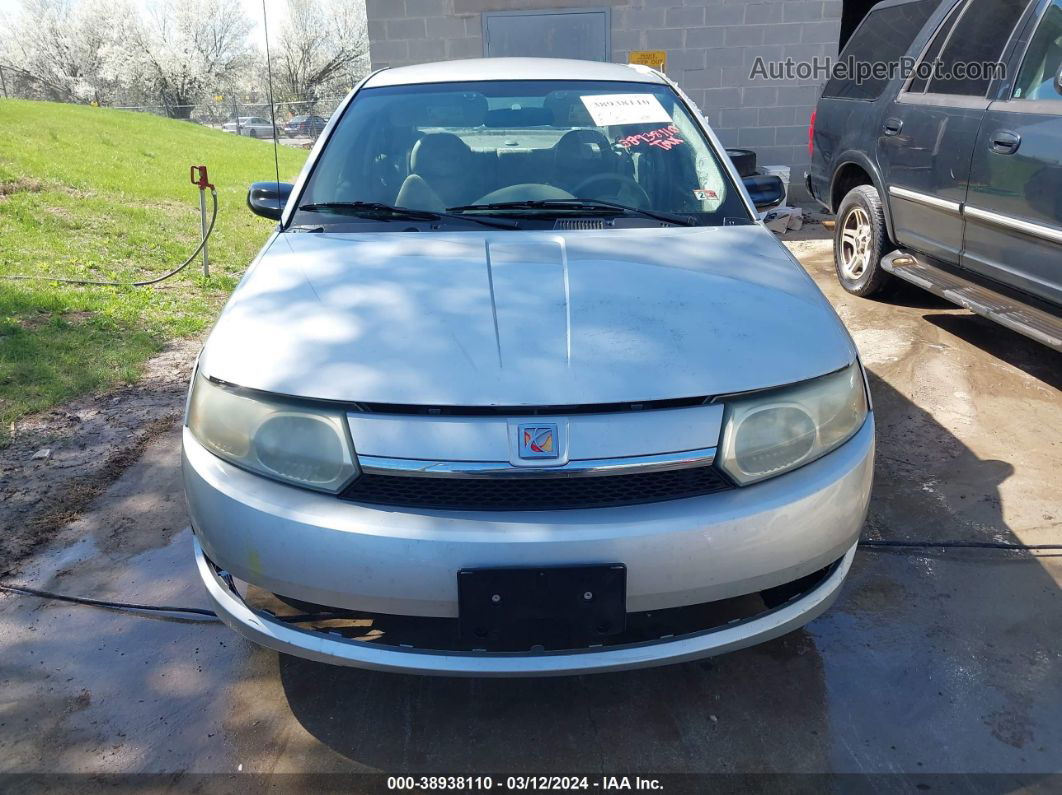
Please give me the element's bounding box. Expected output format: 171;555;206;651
185;415;873;674
196;538;856;676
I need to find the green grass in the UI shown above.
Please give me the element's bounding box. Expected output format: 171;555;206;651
0;99;308;439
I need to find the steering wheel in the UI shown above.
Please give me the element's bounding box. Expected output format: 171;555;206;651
571;173;651;208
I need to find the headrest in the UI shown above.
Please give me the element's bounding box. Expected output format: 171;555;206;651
410;133;474;178
553;129;613;165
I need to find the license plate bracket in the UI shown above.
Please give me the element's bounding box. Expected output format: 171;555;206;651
458;564;627;651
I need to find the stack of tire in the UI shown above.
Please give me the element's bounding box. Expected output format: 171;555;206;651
725;148;757;178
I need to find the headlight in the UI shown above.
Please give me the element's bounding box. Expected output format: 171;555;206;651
187;372;359;492
718;364;867;485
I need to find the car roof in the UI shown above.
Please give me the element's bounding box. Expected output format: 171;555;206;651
364;58;665;88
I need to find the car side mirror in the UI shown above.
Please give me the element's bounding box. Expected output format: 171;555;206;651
1055;63;1062;96
743;175;786;211
247;181;294;220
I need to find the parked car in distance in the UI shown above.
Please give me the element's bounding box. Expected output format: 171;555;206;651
221;117;250;133
222;116;276;138
186;57;869;677
284;114;327;137
809;0;1062;352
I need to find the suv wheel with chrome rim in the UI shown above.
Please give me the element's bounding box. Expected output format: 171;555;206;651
834;184;894;297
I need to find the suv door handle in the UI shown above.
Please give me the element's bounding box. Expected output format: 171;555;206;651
882;118;903;135
990;130;1021;154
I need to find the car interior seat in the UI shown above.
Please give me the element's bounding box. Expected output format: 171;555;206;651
550;129;617;194
395;132;478;210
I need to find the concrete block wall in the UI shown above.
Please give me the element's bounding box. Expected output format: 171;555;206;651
367;0;485;64
364;0;844;203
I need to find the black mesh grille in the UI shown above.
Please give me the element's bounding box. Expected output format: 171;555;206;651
340;466;733;511
241;559;842;654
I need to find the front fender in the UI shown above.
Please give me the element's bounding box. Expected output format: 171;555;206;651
830;151;896;243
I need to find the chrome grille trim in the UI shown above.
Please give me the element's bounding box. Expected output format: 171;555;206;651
357;447;717;479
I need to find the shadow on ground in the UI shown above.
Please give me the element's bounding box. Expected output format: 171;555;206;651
922;313;1062;391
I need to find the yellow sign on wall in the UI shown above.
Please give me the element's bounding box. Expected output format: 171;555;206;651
628;50;667;72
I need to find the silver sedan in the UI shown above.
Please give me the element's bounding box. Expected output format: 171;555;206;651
184;58;873;676
221;116;276;138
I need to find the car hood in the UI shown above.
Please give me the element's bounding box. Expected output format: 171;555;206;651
199;225;857;406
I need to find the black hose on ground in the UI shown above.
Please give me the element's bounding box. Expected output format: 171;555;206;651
1;187;218;287
0;582;220;620
859;539;1062;550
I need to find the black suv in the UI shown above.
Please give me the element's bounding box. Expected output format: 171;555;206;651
809;0;1062;351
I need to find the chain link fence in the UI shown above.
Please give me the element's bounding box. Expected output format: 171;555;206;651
110;95;350;147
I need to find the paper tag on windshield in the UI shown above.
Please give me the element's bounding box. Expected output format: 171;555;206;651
580;94;671;126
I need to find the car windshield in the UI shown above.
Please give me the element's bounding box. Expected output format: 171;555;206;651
294;79;749;228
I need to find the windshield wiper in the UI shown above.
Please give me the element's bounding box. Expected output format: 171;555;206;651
447;199;695;227
297;202;518;229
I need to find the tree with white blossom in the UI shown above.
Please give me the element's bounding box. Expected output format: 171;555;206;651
274;0;368;105
0;0;368;115
104;0;255;118
0;0;135;104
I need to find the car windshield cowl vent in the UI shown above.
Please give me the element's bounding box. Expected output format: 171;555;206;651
554;218;608;230
552;219;675;230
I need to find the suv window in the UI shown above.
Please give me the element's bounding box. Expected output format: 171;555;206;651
908;0;963;92
922;0;1029;96
1012;0;1062;101
822;0;939;100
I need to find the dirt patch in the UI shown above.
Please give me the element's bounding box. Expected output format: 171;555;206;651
71;689;92;712
43;205;77;222
13;311;96;330
140;199;197;212
0;339;200;574
15;313;51;330
0;177;44;197
61;310;97;325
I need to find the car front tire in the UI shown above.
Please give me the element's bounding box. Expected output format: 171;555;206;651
834;184;894;297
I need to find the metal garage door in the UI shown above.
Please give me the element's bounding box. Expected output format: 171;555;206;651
483;8;611;61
